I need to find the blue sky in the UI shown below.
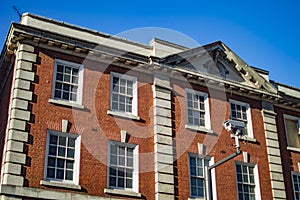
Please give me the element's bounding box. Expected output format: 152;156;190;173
1;0;300;88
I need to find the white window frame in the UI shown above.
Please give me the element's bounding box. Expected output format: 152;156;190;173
235;161;261;200
107;141;139;193
188;153;212;199
109;72;138;116
229;99;253;138
185;88;212;133
292;171;300;200
43;130;81;185
284;114;300;152
52;59;84;105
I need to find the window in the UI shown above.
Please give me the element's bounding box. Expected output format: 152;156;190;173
108;141;138;192
235;163;258;200
110;72;137;115
229;100;253;138
292;172;300;200
44;130;81;185
52;59;83;104
284;115;300;150
189;154;210;198
186;89;211;131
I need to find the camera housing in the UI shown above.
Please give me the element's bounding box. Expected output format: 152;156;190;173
223;119;245;136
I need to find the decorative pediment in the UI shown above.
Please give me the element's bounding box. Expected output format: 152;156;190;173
160;41;277;94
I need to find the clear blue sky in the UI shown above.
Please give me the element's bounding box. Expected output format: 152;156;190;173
1;0;299;88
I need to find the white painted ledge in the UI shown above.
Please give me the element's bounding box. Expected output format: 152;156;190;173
185;124;214;134
287;146;300;153
107;110;140;120
40;180;81;190
230;134;257;143
48;99;84;109
104;188;141;197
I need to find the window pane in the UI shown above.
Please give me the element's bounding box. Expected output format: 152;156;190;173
73;68;79;76
50;135;58;144
110;167;116;176
66;170;73;180
66;160;74;169
58;147;66;157
118;178;124;187
68;138;75;147
49;146;57;156
54;90;62;98
47;168;55;178
56;169;64;179
57;158;64;168
126;179;133;188
67;148;75;158
56;73;63;81
65;66;71;74
64;74;71;82
48;157;56;167
109;177;116;187
57;65;64;72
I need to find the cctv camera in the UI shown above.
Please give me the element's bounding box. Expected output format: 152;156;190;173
223;120;232;131
223;119;246;136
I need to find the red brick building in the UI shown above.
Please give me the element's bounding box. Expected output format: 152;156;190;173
0;13;298;200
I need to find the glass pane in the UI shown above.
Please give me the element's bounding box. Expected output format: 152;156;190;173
127;80;133;88
111;145;117;155
57;158;65;168
109;177;116;187
49;146;57;156
120;79;126;86
54;90;62;98
55;82;62;89
236;165;242;173
62;92;69;100
127;157;133;167
72;76;78;84
127;88;132;95
191;177;196;186
191;186;197;196
67;148;75;158
197;178;204;187
187;100;193;108
47;168;55;178
57;65;64;72
48;157;56;167
190;157;196;166
110;155;117;165
190;166;196;176
119;96;125;103
119;146;125;155
113;77;119;84
56;169;64;179
112;94;118;101
119;103;125;111
118;169;125;177
66;160;74;169
118;178;124;187
63;84;70;92
73;68;79;76
112;102;118;110
56;73;63;81
66;170;73;180
197;167;203;176
237;174;243;182
64;74;71;82
119;156;125;166
120;86;126;94
110;167;116;176
58;147;66;157
65;66;71;74
126;179;133;188
126;169;133;178
68;138;75;147
59;137;66;145
50;135;58;144
70;93;77;101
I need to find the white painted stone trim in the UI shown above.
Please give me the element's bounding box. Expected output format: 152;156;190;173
107;110;140;120
48;98;84;109
185;125;214;134
40;180;81;190
104;188;141;197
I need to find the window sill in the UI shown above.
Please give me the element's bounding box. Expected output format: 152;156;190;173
49;99;84;109
107;110;140;120
230;134;257;143
104;188;141;197
287;146;300;153
40;180;81;190
185;124;213;134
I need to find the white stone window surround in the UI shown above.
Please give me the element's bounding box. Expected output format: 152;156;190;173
50;59;84;107
185;88;212;133
108;72;139;120
292;171;300;200
284;114;300;152
105;140;140;196
229;99;254;139
42;130;81;189
234;161;261;200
